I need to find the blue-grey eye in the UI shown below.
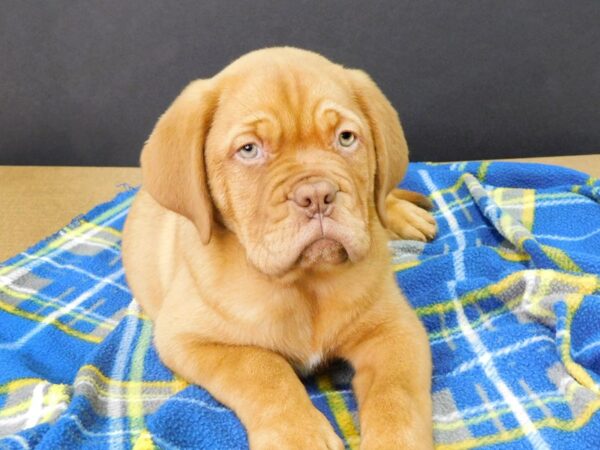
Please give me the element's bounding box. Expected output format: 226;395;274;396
338;131;356;147
237;143;260;159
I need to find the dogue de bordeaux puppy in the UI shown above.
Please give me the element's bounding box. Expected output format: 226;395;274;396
122;47;437;449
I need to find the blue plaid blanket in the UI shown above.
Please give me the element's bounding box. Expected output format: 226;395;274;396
1;161;599;449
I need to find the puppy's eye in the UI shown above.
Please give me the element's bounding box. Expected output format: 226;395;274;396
338;131;357;148
236;143;262;161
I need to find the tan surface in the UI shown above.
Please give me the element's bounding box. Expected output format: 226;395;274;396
0;166;141;261
0;154;598;262
501;154;600;177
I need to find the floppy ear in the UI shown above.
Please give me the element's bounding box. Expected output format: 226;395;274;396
347;69;409;227
140;79;218;244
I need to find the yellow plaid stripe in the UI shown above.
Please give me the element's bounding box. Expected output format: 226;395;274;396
477;161;490;182
128;318;154;445
0;381;70;426
416;270;598;318
438;397;600;450
521;189;536;231
0;295;105;344
316;375;360;449
560;294;600;395
540;245;582;272
76;364;187;392
0;283;114;329
132;430;157;450
431;188;583;219
436;380;586;432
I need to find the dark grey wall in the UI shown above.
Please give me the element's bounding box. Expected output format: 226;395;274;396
1;0;599;166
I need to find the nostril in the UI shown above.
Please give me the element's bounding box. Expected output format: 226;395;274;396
301;197;312;208
293;185;315;209
324;191;336;204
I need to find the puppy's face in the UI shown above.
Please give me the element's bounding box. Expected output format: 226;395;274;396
141;48;408;277
205;65;374;276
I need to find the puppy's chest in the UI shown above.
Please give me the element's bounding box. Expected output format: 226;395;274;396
249;302;345;373
213;283;354;372
292;351;326;376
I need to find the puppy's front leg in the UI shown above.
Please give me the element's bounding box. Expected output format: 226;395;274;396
341;308;433;449
154;332;344;450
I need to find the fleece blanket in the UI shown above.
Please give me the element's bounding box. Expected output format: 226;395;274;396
1;161;599;449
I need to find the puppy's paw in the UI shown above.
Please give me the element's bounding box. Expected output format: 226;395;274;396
385;189;437;242
248;407;344;450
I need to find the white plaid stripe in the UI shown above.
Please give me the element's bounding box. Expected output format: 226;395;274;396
0;267;125;350
420;170;551;449
108;301;140;449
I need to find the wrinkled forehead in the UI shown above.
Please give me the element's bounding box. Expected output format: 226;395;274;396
213;65;365;135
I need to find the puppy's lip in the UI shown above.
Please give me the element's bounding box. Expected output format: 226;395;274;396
297;237;348;268
296;217;362;263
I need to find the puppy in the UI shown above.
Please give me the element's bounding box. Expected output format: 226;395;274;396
122;47;436;449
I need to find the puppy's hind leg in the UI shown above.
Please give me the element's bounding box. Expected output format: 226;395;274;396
385;189;437;242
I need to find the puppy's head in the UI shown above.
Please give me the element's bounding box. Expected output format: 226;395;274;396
141;47;408;276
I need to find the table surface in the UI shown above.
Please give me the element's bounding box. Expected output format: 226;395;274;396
1;154;599;262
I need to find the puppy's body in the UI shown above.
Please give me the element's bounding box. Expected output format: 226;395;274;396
124;190;412;372
123;47;435;449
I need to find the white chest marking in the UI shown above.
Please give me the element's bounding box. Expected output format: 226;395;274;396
306;352;323;371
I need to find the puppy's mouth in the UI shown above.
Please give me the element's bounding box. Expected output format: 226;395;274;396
297;238;348;267
291;215;361;270
246;209;369;277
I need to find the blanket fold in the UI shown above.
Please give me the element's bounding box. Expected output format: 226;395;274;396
1;161;599;449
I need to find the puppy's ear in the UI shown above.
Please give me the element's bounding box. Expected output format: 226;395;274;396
347;69;409;227
141;79;218;244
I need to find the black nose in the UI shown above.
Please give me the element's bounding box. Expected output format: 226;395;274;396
291;180;338;217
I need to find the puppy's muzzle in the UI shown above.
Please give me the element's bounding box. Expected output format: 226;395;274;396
291;180;339;218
